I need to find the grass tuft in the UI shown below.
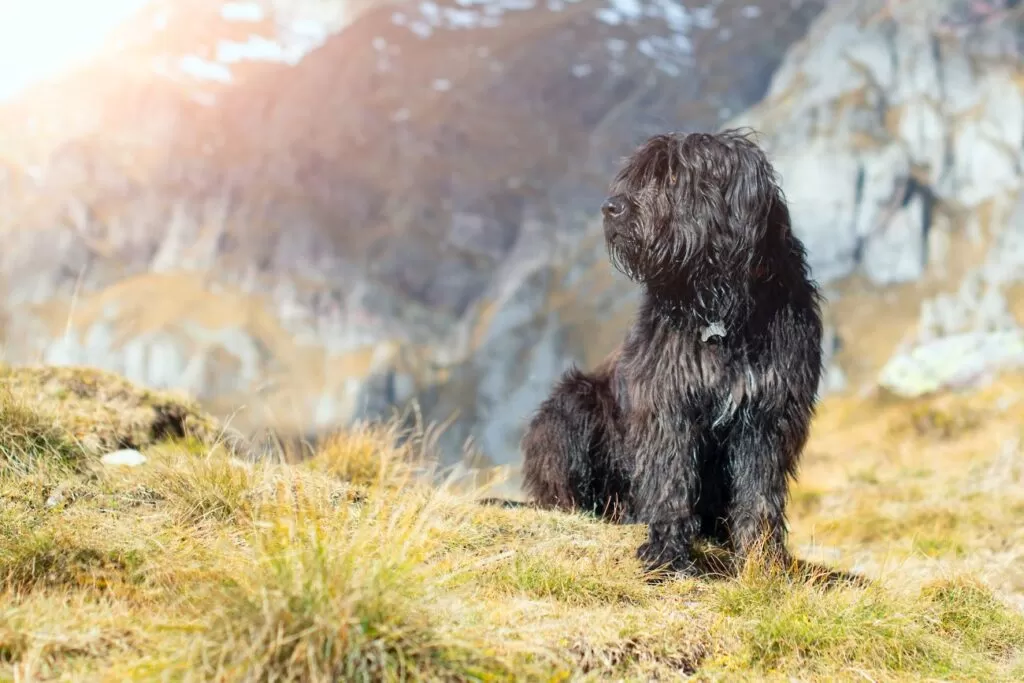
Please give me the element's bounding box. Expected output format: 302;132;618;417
178;488;518;682
307;421;419;488
139;449;257;525
0;385;82;474
922;577;1024;657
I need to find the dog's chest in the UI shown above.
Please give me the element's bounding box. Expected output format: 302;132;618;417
622;322;750;428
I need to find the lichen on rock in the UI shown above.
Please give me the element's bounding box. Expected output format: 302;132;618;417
879;329;1024;398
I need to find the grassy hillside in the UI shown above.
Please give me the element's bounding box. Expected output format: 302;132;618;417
2;365;1023;681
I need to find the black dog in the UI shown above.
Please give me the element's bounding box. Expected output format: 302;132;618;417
519;129;824;574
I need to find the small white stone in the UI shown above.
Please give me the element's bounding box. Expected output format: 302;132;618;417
101;449;148;467
45;487;66;508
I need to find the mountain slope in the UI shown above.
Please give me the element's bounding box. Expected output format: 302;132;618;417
0;0;830;463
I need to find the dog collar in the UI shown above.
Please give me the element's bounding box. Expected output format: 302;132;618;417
701;321;727;343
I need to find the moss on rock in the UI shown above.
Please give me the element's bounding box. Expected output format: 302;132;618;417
1;364;241;471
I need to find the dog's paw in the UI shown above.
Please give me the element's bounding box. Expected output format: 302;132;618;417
636;540;696;576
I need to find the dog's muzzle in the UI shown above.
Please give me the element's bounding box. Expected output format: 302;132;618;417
601;195;628;218
602;195;630;245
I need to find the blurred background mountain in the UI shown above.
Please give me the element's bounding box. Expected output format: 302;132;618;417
0;0;1022;484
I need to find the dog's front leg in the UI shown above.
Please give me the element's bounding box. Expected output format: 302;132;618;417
631;427;702;574
725;403;808;571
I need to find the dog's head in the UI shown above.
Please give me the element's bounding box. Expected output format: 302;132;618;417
602;129;790;287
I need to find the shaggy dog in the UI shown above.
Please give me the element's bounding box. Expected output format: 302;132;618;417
519;129;824;574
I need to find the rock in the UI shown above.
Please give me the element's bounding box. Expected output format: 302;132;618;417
101;449;148;467
878;330;1024;398
947;102;1023;208
0;0;829;466
904;187;1024;384
44;485;68;508
2;0;1023;470
882;181;1024;395
720;0;1024;398
729;0;1024;286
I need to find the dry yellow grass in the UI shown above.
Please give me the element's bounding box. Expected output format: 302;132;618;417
2;367;1024;681
791;371;1024;607
0;364;236;466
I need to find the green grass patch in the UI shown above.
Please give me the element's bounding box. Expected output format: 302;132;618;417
710;564;1022;680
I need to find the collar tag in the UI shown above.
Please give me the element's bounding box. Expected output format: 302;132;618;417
701;321;727;343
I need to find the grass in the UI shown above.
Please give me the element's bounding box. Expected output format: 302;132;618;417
790;371;1024;612
0;364;238;473
1;367;1024;681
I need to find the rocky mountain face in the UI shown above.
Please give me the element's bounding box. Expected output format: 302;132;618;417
1;0;1022;474
729;0;1024;398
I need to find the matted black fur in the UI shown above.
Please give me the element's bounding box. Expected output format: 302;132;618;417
519;129;824;574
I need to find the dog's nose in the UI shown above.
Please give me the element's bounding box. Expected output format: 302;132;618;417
601;196;627;218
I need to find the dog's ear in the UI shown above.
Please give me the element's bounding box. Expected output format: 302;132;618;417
766;189;792;236
722;146;789;245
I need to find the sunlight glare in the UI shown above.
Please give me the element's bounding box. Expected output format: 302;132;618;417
0;0;150;100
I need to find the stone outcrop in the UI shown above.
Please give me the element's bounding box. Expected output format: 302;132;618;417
0;0;829;465
731;0;1024;286
731;0;1024;397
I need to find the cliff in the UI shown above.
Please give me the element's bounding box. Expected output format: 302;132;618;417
1;0;1022;474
